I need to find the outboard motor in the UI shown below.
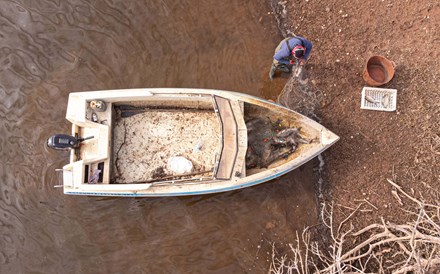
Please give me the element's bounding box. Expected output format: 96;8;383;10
47;134;94;150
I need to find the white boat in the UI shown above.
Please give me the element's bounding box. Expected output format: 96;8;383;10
48;88;339;197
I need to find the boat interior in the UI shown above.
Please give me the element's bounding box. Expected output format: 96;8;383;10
70;93;312;186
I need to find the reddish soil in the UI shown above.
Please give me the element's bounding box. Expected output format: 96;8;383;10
274;0;439;237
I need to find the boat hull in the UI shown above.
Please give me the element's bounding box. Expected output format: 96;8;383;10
59;88;339;197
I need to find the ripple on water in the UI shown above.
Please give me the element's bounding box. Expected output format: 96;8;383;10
0;0;318;272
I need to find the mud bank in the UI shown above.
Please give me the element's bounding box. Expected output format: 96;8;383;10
269;0;440;271
271;0;440;217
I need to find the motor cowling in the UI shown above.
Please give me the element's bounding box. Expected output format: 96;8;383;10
47;134;93;150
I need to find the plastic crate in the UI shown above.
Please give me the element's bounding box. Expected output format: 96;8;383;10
360;87;397;112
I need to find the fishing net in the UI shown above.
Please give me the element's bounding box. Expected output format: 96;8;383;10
276;66;323;120
246;67;324;169
245;117;285;168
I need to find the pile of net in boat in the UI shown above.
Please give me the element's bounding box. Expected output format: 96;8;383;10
245;117;309;169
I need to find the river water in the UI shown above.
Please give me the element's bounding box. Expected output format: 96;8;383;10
0;1;318;273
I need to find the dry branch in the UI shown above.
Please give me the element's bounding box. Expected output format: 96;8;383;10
270;180;440;273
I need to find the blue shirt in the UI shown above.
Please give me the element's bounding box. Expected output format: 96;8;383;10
273;36;313;65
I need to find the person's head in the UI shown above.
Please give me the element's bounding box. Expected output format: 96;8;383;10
292;45;306;60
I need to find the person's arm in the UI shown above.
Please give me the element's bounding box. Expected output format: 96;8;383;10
273;43;291;65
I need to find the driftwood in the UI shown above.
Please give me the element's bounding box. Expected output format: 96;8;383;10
270;179;440;274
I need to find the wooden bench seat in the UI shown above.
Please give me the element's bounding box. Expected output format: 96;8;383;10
213;96;247;179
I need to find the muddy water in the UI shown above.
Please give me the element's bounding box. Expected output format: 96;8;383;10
0;1;318;273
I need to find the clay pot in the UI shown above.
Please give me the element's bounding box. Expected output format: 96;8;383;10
363;55;396;86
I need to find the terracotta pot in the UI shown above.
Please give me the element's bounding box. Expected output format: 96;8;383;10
363;55;396;86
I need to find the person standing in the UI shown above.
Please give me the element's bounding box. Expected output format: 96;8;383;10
269;35;313;80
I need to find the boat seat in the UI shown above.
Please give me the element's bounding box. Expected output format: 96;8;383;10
213;96;247;179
